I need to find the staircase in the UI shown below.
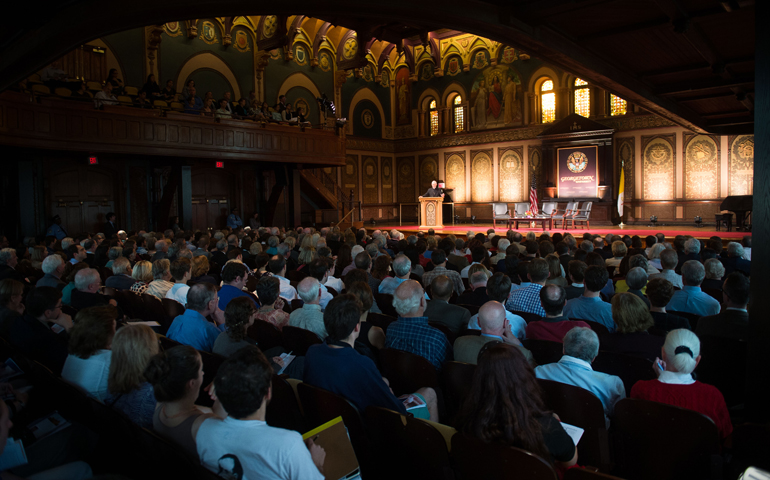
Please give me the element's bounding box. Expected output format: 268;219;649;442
299;169;362;228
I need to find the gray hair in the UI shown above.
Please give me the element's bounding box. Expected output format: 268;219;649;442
187;283;217;311
681;260;705;286
268;236;279;248
704;258;725;280
216;239;227;250
684;237;701;255
112;257;131;275
580;240;594;252
108;247;123;260
365;244;379;257
41;254;63;274
393;285;422;316
61;238;74;250
626;267;648;290
563;327;600;362
649;243;666;259
726;241;744;258
407;235;417;245
154;240;166;251
497;239;511;252
74;268;100;290
628;254;648;272
392;254;412;277
276;243;290;257
593;237;604;249
213;232;225;240
297;277;320;303
663;329;700;374
469;270;488;287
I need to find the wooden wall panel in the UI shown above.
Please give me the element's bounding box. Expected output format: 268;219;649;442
419;155;438;194
498;146;524;202
444;151;466;202
641;134;676;201
729;135;754;196
397;156;415;203
471;149;493;202
683;134;719;200
362;156;378;204
381;157;393;204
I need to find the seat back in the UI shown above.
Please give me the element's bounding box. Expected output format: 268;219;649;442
379;348;440;396
592;351;655;394
442;361;476;424
514;202;530;215
512;310;543;323
668;310;701;330
697;335;747;407
142;293;175;332
161;298;185;322
366;312;397;330
451;433;558;480
541;202;558;215
537;379;610;471
196;349;226;406
456;303;480;316
54;87;72;96
281;325;322;356
565;201;577;213
364;406;454;480
428;321;456;344
374;293;399;318
114;289;141;318
577;319;610;336
522;338;564;365
266;375;305;432
247;319;284;351
612;398;720;480
564;469;626;480
492;202;510;217
124;86;139;96
31;84;50;95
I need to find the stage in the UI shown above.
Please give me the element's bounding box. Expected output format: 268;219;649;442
383;223;748;241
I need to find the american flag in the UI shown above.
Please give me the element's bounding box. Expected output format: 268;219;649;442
529;177;539;214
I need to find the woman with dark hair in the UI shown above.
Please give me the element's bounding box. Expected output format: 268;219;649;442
254;276;289;330
457;343;577;468
334;244;353;278
213;296;258;357
106;68;124;95
371;255;392;281
601;292;664;362
161;79;176;101
345;281;386;351
181;79;195;100
142;74;161;98
146;345;218;458
61;305;117;401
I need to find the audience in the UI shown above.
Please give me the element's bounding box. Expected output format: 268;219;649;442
37;254;66;288
467;272;527;338
105;257;134;290
454;301;532;365
145;259;174;299
165;258;192;305
424;275;471;334
666;260;720;316
455;269;490;307
254;276;290;330
106;324;158;428
71;268;118;310
526;285;589;342
646;278;691;332
344;281;386;351
601;293;663;362
696;272;749;341
167;283;226;352
564;265;615;332
61;305;116;401
288;277;327;339
506;258;548;317
130;260;153;294
649;249;682;289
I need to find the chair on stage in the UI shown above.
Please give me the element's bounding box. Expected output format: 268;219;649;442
552;202;578;229
492;202;512;228
568;202;593;229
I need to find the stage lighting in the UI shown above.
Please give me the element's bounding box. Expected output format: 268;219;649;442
471;215;477;224
648;215;658;227
694;216;703;227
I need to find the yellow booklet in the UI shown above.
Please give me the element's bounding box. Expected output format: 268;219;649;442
303;416;360;480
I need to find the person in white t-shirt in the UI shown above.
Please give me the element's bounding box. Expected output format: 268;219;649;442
197;346;325;480
165;258;192;306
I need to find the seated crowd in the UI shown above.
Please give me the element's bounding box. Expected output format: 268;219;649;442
0;224;754;478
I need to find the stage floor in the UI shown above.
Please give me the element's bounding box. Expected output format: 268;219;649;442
387;224;748;241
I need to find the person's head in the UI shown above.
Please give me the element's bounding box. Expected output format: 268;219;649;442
681;260;705;287
306;258;330;283
656;248;677;271
110;256;131;276
702;258;724;280
527;258;550;284
544;254;562;281
152;259;171;281
324;294;363;342
469;270;489;290
297;277;321;304
611;241;627;258
540;284;566;317
649;243;666;260
486;272;512;303
584;265;609;293
346;281;373;313
221;261;248;286
168;258;191;282
267;255;286;276
74;268;101;292
26;286;62;319
187;282;218;313
0;279;24;310
684;237;701;255
563;327;599;363
431;180;437;189
68;305;117;358
131;260;153;283
726;241;745;258
224;296;258;342
431;249;447;266
42;254;64;276
108;324;159;394
625;266;648;291
255;276;280;306
478;301;506;334
662;329;701;374
393;280;425;317
354;251;372;271
0;249;17;268
612;293;654;333
213;346;273;419
145;345;203;403
568;260;587;284
722;272;750;307
640;272;667;303
457;344;548;457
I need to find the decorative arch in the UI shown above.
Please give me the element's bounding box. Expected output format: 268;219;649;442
312;22;334;57
176;52;241;99
527;66;561;93
377;44;396;72
442;82;467;107
276;71;321;104
348;87;387;138
418;87;441;110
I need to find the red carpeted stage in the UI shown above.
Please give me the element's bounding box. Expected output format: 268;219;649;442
388;224;748;241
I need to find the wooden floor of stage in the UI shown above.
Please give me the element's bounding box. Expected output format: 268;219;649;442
369;222;749;241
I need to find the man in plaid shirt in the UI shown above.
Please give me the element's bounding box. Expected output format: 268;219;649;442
386;280;453;371
421;249;464;295
505;258;549;317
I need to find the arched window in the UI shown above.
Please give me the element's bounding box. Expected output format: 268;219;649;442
540;80;555;123
453;95;464;133
610;94;627;116
574;78;590;117
429;99;439;136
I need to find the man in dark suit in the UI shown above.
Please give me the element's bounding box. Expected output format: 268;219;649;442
36;254;66;289
455;270;489;307
453;301;533;365
420;180;444;198
564;260;588;300
83;238;97;267
103;212;118;239
721;242;751;277
696;272;749;341
424;275;470;334
104;257;135;290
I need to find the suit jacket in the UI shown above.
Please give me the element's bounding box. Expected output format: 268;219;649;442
448;254;470;271
36;273;66;290
424;300;471;334
0;265;24;283
103;221;118;239
105;274;136;291
454;334;534;365
455;287;489;307
675;252;700;274
85;252;96;267
721;256;750;277
696;309;749;341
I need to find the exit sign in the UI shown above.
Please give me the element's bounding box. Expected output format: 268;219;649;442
88;156;99;165
215;161;224;169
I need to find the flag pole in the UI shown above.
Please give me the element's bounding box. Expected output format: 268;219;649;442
618;161;625;228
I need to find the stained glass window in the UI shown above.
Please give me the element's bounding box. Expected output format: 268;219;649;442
541;80;555;123
429;99;438;136
574;78;590;117
454;95;464;133
610;94;627;116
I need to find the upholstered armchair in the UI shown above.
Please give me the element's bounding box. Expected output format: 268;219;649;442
552;201;578;229
568;202;593;229
492;203;511;228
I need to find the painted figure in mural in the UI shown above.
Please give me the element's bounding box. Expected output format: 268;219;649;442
474;79;488;128
488;75;503;119
398;78;410;123
504;74;518;124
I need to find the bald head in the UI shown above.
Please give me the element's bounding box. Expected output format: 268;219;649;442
393;280;425;317
430;275;453;300
478;301;506;334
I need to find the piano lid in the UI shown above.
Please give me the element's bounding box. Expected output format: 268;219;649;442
720;195;753;211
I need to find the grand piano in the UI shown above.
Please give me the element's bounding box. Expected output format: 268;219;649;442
720;195;752;231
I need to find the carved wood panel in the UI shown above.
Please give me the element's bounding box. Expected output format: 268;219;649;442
641;134;676;201
683;133;719;200
729;135;754;196
498;146;524;202
381;157;393;204
471;149;493;202
363;156;378;204
444;151;466;203
397;156;415;203
419;155;438;194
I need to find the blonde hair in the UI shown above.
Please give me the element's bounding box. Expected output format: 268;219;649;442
108;324;159;394
611;240;627;257
132;260;153;283
191;256;209;277
611;293;654;334
298;247;317;265
468;263;492;280
663;329;700;374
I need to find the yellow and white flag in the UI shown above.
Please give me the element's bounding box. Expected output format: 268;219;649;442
618;168;625;217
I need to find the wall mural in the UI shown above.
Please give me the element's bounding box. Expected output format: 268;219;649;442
444;152;466;203
471;150;493;202
395;67;412;126
684;134;719;200
381;157;393;204
729;135;754;196
469;66;522;130
642;135;676;201
498;147;524;202
397;156;415;203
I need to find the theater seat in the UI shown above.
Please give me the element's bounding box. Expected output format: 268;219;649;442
451;433;558;480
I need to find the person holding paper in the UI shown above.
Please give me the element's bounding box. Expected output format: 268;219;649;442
304;294;438;422
197;346;326;480
457;343;578;468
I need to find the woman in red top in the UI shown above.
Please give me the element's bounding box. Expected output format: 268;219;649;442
630;329;732;439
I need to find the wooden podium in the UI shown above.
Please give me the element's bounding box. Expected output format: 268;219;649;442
419;196;444;229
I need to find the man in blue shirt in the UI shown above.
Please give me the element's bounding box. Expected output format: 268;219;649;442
666;260;720;317
563;265;616;332
167;283;226;352
506;258;549;317
217;261;258;311
535;327;625;427
226;207;243;229
46;215;67;240
386;280;452;371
